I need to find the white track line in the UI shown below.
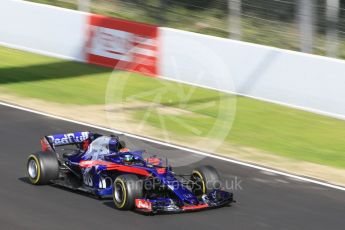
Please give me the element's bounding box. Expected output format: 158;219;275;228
1;101;344;192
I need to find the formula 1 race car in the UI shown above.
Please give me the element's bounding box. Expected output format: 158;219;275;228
26;131;234;214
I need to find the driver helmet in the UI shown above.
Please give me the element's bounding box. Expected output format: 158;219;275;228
123;154;134;165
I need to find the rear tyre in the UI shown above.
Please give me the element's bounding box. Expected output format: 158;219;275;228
27;151;59;185
113;174;143;210
191;165;221;196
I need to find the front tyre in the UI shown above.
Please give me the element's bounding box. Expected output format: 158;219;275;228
27;151;59;185
191;165;221;196
113;174;143;210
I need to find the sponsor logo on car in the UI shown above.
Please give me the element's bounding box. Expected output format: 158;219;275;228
135;199;152;211
183;193;193;199
48;132;89;146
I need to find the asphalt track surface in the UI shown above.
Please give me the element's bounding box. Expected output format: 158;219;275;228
1;104;345;230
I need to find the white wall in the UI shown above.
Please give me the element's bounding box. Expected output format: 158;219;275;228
160;28;345;119
0;0;88;61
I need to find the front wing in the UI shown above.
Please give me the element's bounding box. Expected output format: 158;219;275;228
135;190;234;214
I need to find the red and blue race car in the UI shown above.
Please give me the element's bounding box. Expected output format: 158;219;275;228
26;131;234;214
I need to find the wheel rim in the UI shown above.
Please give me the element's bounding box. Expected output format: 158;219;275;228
192;173;204;195
28;159;38;179
114;182;124;204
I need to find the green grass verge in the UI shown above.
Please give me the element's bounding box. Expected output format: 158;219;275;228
1;46;345;169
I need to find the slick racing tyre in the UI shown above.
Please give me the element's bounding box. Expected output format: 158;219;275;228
27;151;59;185
191;165;221;196
113;174;143;210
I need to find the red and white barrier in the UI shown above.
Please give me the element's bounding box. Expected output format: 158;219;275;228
85;14;158;76
0;1;159;76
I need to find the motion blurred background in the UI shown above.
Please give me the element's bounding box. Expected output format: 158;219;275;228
28;0;345;58
1;2;345;229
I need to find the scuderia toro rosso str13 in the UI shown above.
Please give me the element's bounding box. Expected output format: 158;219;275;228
26;131;234;214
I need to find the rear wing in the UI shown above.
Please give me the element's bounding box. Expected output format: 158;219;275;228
41;131;90;151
